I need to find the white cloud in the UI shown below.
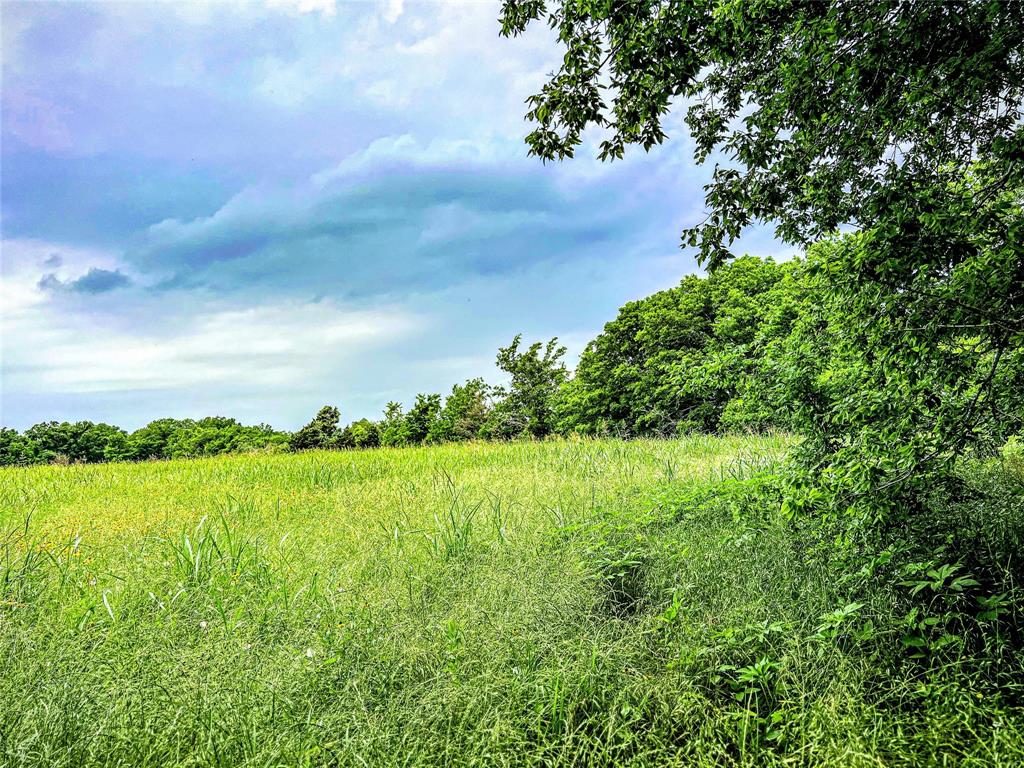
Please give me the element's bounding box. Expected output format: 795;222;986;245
18;300;418;394
383;0;404;24
264;0;337;18
312;133;521;186
1;239;423;398
24;303;415;397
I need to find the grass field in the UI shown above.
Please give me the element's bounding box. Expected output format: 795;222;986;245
2;436;1022;767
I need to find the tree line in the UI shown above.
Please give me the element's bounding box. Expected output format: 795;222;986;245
1;254;825;466
0;417;289;465
14;244;1012;468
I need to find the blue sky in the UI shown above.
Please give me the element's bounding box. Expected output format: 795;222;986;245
1;0;785;431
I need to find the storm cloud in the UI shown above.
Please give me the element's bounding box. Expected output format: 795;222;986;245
0;0;779;431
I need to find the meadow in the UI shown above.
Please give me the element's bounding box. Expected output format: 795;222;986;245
1;436;1022;767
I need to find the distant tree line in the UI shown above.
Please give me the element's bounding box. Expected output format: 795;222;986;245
8;254;1015;467
286;334;571;452
0;417;288;466
286;255;804;452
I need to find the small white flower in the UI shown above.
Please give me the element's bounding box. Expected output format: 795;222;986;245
305;647;315;659
199;620;208;630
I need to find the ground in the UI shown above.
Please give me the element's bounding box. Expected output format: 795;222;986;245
1;436;1021;767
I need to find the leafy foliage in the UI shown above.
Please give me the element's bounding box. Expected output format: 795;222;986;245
165;418;287;459
128;418;187;460
499;0;1023;260
16;421;130;464
429;378;492;443
0;429;35;467
404;393;443;445
340;418;380;449
288;406;342;452
378;402;408;448
0;417;287;466
557;256;793;436
482;335;568;439
768;235;1024;526
500;0;1024;536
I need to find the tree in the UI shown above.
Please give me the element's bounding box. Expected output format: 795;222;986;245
340;418;380;449
556;256;791;436
483;336;568;439
769;234;1024;519
129;418;190;460
501;0;1024;519
23;421;78;462
75;423;129;462
429;378;492;443
19;420;129;464
500;0;1022;260
405;394;442;445
379;402;408;447
164;417;287;458
289;406;341;451
0;428;36;466
2;416;286;465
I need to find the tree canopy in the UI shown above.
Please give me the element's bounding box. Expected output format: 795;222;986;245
500;0;1024;521
499;0;1023;264
557;256;792;436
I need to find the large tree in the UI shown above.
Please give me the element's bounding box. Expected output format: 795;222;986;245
501;0;1024;518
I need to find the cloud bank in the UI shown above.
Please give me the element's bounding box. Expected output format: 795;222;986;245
0;0;781;430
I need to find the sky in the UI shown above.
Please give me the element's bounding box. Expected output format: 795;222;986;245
1;0;786;431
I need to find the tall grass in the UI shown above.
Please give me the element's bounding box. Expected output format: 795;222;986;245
0;435;1021;766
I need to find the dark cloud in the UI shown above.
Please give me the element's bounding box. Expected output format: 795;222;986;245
70;267;131;293
43;253;63;267
37;273;63;291
130;145;675;304
38;267;132;294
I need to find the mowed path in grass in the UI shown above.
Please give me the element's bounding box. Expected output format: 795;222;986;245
1;436;788;768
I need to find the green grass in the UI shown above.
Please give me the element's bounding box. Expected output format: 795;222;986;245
1;436;1022;767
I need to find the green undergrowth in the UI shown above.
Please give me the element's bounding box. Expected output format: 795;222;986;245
0;436;1021;766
